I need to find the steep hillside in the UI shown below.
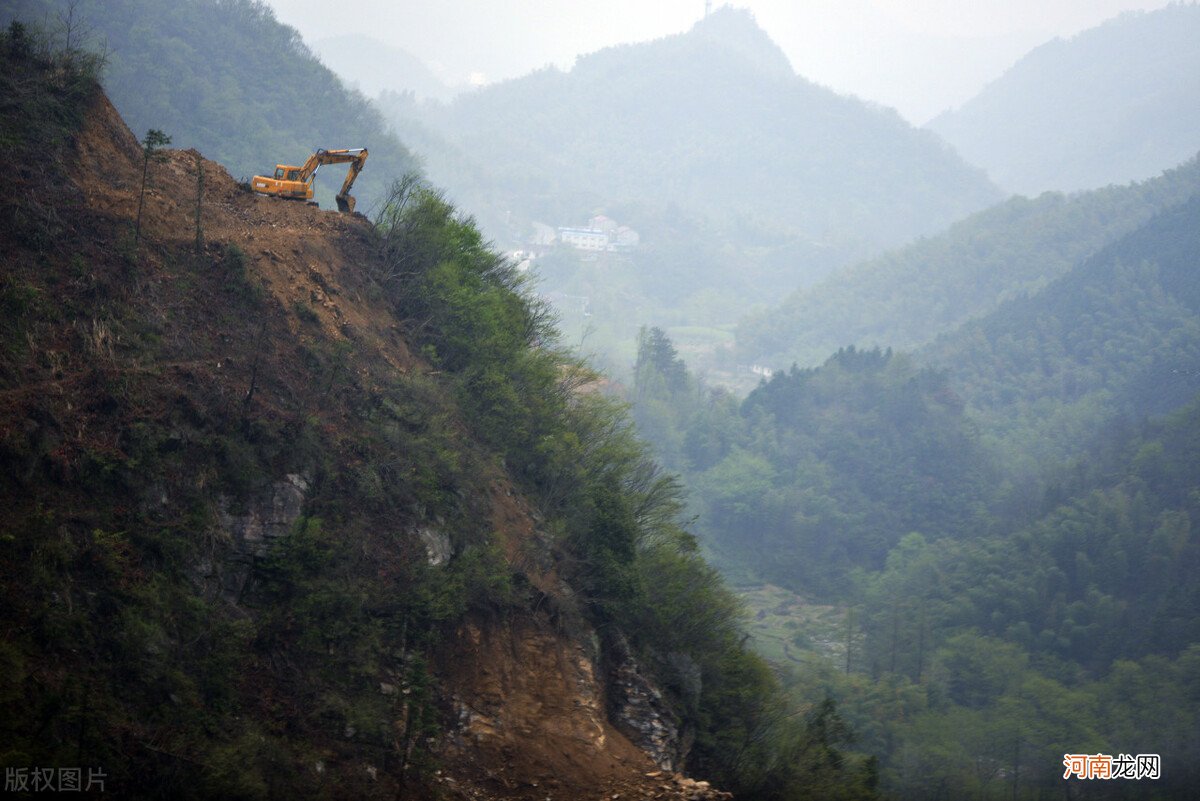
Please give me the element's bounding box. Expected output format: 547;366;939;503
928;4;1200;195
2;0;418;211
0;30;879;801
738;156;1200;368
922;191;1200;470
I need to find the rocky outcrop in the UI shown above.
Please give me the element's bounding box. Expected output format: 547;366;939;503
417;524;452;566
193;473;310;601
607;633;686;771
650;772;735;800
218;473;309;556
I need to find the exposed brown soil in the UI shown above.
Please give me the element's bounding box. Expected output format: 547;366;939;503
70;91;415;376
435;614;654;800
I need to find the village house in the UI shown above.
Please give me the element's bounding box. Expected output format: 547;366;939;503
555;215;640;252
557;226;609;251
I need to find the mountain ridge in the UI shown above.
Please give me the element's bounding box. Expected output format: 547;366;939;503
921;190;1200;470
385;5;1001;375
928;3;1200;195
425;6;998;251
738;154;1200;369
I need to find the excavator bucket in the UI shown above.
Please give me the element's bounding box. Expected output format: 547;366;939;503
336;193;355;214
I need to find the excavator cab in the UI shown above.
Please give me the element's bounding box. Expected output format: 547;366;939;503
251;148;368;213
252;164;312;202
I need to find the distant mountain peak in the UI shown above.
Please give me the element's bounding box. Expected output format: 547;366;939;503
927;3;1200;194
572;5;793;81
689;6;794;80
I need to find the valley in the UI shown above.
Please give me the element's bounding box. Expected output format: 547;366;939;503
2;1;1199;799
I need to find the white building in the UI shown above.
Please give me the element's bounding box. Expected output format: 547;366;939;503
750;364;775;378
557;217;640;252
558;227;609;251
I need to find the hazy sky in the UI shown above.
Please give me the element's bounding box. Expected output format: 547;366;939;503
264;0;1172;123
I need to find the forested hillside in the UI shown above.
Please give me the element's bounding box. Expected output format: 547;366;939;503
1;0;418;211
644;191;1200;597
928;3;1200;195
833;393;1200;798
924;192;1200;472
629;181;1200;798
633;320;1200;798
644;344;995;596
738;156;1200;369
0;23;881;800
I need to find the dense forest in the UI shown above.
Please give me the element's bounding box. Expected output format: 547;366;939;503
928;3;1200;195
631;183;1200;797
739;156;1200;369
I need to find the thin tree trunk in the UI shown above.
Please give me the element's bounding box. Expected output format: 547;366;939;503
134;153;149;246
194;151;204;253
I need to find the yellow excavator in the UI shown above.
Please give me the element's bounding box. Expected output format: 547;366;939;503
250;148;368;213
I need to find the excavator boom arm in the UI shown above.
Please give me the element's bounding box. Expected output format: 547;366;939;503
299;148;367;181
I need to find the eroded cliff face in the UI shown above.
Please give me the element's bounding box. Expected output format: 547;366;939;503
438;617;632;792
434;616;730;801
12;86;728;800
607;632;688;772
